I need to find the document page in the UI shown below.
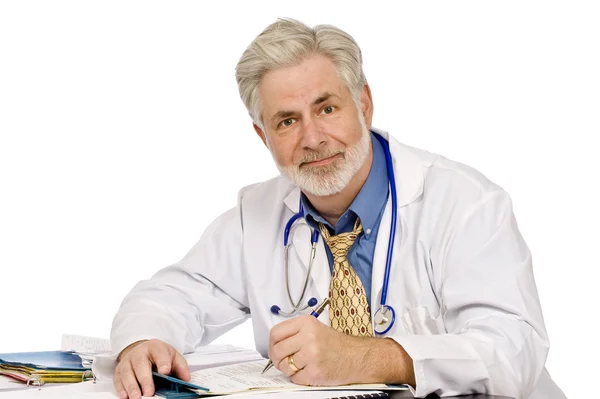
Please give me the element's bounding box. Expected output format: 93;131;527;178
61;335;110;354
190;360;295;394
189;359;399;395
185;345;264;372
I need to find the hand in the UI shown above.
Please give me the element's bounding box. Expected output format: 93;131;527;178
113;339;190;399
268;315;371;386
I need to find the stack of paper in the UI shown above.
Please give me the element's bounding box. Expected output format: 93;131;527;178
180;359;407;396
184;344;264;372
60;334;111;368
0;351;91;385
92;343;265;382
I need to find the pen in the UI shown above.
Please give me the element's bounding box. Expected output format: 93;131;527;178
261;297;330;375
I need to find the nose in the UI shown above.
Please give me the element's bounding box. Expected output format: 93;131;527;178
299;116;326;150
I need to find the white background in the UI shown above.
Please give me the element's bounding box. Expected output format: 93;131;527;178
0;1;598;398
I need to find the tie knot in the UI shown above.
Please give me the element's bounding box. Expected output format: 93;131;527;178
318;219;363;259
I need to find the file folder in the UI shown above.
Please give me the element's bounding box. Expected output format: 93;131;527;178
152;371;208;398
0;350;91;385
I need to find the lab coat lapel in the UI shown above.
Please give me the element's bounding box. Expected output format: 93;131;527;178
370;127;424;208
283;188;331;307
369;128;425;321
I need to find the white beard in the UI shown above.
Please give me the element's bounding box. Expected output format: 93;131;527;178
273;114;371;197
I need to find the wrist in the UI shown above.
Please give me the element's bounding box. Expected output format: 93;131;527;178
358;337;415;387
117;339;148;361
342;336;386;383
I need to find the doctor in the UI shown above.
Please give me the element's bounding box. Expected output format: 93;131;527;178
111;18;565;399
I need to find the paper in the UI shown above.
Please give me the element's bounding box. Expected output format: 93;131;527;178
61;334;111;368
189;359;396;395
2;377;388;399
185;345;264;372
226;391;386;398
91;344;264;382
61;334;111;354
190;360;291;392
5;386;383;399
191;345;241;355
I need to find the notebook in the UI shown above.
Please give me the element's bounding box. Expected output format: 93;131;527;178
152;359;407;397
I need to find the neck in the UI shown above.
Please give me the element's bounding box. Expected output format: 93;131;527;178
304;146;373;227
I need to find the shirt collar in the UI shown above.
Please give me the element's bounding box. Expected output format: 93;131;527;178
301;131;389;234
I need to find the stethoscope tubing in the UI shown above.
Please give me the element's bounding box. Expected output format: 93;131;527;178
274;132;399;334
373;133;397;308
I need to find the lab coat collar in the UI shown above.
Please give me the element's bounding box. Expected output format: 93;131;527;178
283;128;425;213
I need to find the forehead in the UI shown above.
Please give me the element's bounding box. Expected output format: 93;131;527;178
259;54;348;117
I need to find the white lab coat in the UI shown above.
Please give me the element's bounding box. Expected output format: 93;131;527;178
111;129;566;399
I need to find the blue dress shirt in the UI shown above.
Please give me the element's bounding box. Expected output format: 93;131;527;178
301;132;389;308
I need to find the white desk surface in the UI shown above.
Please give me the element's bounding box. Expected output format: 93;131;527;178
0;380;389;398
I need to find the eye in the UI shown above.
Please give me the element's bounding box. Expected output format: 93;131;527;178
279;118;295;128
321;105;335;115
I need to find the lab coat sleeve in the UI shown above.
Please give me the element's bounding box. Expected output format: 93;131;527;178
391;190;550;398
110;190;250;357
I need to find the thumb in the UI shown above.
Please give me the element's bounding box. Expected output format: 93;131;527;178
171;352;191;382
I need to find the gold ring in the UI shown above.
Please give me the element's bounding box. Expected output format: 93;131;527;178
287;355;300;372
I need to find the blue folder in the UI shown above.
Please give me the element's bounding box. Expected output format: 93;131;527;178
152;371;209;398
0;351;88;370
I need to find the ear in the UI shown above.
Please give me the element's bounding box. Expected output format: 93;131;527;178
253;123;269;148
360;84;374;128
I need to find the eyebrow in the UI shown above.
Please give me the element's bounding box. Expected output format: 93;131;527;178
270;92;340;123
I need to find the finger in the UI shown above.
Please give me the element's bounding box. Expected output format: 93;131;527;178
171;352;191;382
269;316;309;351
291;369;313;386
287;345;311;372
277;356;298;377
130;355;155;397
148;342;174;375
270;333;303;367
119;360;143;399
113;369;127;399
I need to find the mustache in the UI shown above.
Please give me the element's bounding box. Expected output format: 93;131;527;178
297;149;344;166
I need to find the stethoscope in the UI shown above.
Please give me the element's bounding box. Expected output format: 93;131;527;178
270;133;398;335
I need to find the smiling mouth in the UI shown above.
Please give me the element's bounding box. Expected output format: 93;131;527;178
301;153;341;168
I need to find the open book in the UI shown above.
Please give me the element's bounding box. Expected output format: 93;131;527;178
157;359;408;396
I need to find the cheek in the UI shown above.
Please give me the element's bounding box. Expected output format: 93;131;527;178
269;140;297;166
322;115;363;147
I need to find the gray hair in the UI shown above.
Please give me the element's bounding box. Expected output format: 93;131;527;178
235;18;367;129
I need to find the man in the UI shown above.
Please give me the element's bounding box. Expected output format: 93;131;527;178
110;18;565;399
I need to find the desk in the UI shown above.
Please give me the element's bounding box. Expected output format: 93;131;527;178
390;394;512;399
1;350;514;399
2;380;514;399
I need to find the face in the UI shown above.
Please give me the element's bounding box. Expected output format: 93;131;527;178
254;54;374;197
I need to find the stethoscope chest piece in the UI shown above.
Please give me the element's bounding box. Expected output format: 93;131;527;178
373;304;396;335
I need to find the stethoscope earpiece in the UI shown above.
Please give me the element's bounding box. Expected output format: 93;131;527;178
270;305;281;315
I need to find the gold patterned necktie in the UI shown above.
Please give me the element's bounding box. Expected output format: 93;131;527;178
319;219;374;337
